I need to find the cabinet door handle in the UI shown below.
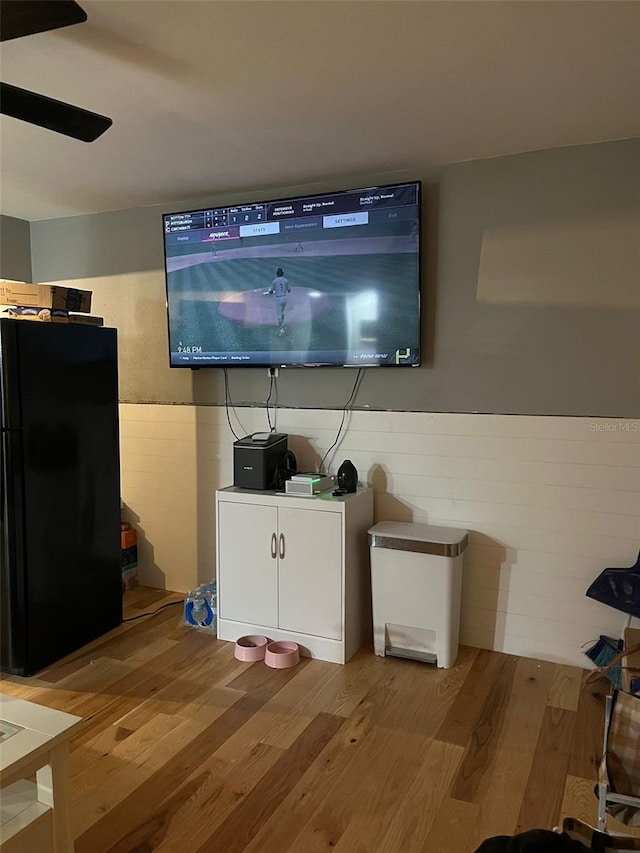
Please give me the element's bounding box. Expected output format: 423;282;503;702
270;532;277;559
279;533;285;560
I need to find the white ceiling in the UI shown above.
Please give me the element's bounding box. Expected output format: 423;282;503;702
1;0;639;222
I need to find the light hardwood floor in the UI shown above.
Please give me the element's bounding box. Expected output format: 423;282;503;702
0;586;636;852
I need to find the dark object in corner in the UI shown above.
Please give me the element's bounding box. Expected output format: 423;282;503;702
586;551;640;618
474;828;587;852
337;459;358;494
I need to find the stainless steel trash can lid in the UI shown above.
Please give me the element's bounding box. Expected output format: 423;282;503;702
368;521;468;557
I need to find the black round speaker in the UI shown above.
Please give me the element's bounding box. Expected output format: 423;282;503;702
337;459;358;493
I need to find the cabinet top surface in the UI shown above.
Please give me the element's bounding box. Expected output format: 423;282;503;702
217;485;372;508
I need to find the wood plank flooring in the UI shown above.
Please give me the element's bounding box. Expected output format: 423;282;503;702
1;586;638;852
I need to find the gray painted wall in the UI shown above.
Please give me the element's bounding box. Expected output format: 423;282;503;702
0;215;32;283
30;139;640;416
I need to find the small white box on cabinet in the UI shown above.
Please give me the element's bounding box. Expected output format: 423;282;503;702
216;486;373;664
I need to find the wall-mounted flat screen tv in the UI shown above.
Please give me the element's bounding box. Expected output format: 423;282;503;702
162;181;421;368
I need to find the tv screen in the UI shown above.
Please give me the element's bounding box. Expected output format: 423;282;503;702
162;181;421;368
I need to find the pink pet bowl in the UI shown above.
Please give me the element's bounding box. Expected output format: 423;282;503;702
234;635;269;662
264;641;300;669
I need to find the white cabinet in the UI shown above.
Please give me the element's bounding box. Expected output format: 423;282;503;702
277;507;341;640
216;487;373;664
217;501;278;627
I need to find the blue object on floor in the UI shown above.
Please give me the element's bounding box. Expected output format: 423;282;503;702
184;579;217;631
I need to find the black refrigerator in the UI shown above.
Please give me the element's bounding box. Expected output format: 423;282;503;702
0;319;123;676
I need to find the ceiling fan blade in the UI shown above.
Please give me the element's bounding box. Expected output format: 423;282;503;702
0;83;112;142
1;0;87;42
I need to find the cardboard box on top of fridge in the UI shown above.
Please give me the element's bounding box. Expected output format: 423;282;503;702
0;281;92;312
0;305;70;323
0;306;105;326
68;313;104;326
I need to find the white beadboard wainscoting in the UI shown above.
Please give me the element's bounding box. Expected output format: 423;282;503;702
119;403;639;668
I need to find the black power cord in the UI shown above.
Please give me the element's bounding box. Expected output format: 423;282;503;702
123;599;184;622
223;367;242;440
265;371;278;432
318;369;364;475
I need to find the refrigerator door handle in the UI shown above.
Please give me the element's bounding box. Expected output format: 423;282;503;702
0;432;5;528
0;428;19;521
0;432;4;521
0;425;25;672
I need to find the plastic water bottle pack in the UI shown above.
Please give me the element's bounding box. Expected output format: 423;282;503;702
184;579;217;632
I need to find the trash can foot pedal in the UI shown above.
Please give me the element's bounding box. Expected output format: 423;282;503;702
386;646;437;664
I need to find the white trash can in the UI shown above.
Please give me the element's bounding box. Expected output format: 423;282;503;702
368;521;468;669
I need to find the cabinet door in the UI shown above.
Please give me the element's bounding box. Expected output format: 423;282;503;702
218;501;278;628
278;508;342;640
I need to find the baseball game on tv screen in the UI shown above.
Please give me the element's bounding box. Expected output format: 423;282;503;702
162;181;422;368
